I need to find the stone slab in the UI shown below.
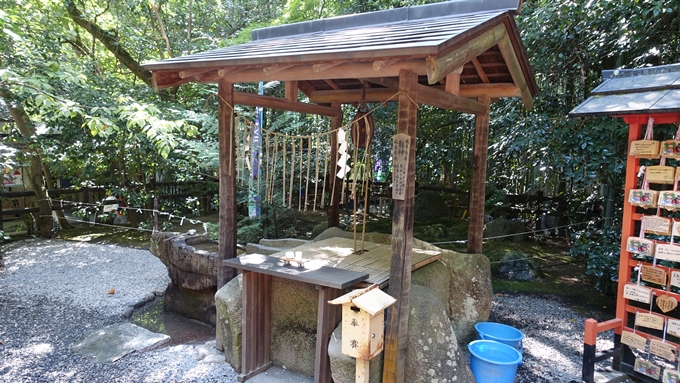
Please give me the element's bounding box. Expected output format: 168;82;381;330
72;322;170;363
244;366;313;383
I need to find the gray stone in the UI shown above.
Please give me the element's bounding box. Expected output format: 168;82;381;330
484;217;526;242
215;274;243;372
72;322;170;363
311;222;329;238
312;227;353;242
203;354;226;363
498;251;537;281
404;285;475;383
164;282;216;326
328;323;383;383
149;232;179;266
168;234;218;291
411;259;451;315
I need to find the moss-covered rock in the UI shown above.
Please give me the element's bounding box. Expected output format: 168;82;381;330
411;260;451;314
215;274;242;372
484;217;526;242
163;283;216;326
404;284;475;383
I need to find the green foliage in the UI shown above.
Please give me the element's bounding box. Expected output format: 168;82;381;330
569;223;621;294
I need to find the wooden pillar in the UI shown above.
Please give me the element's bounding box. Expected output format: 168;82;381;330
383;69;418;383
218;79;238;289
314;287;342;383
328;100;342;228
467;94;491;254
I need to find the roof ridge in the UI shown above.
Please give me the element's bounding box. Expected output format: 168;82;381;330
251;0;521;41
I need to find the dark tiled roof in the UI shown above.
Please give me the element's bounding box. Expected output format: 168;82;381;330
144;10;505;70
570;63;680;117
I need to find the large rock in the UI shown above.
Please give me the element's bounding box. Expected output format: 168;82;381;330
405;285;475;383
484;217;526;242
411;259;451;315
328;285;474;383
328;323;383;383
164;282;216;326
215;274;243;372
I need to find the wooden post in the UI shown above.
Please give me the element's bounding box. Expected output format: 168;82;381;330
218;79;238;289
153;197;159;233
328;100;342;228
467;94;491;254
314;286;342;383
382;69;418;383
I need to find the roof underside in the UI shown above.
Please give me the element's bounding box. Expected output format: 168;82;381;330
570;63;680;117
144;0;537;110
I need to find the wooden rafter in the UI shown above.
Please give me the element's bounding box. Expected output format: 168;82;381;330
471;58;489;83
285;81;299;102
234;92;339;117
324;79;341;90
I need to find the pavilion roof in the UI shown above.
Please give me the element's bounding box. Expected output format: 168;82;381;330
144;0;537;109
570;63;680;117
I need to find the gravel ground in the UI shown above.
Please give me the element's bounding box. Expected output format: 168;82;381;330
0;238;615;383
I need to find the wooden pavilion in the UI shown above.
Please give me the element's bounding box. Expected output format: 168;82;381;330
144;1;537;381
571;64;680;382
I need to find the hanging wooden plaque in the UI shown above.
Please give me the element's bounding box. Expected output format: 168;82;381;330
661;140;680;158
642;265;668;285
621;330;647;350
672;271;680;288
391;133;410;201
627;237;655;257
656;244;680;262
634;358;661;379
647;166;676;184
637;312;665;330
657;295;678;313
644;215;672;235
664;369;680;383
659;191;680;211
623;284;653;304
629;189;659;208
650;339;677;361
668;319;680;337
674;221;680;237
630;140;660;159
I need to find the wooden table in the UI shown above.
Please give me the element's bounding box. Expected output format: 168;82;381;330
224;253;369;383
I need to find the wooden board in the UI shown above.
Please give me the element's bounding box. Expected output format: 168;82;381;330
267;237;441;287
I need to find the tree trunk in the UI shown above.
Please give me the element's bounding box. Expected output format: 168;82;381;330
42;163;73;230
0;87;54;237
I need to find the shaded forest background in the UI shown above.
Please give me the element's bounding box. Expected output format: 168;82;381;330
1;0;679;284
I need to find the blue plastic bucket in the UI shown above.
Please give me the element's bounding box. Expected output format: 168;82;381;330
468;340;522;383
475;322;524;352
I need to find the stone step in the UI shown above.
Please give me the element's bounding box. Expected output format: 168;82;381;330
245;243;285;255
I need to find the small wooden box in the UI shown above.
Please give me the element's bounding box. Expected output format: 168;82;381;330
629;189;658;208
630;140;660;159
329;286;396;360
646;166;676;184
661;140;680;158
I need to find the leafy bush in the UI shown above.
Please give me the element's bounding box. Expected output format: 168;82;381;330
569;223;620;295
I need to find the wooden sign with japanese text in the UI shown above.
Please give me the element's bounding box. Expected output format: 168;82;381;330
637;312;665;330
672;271;680;288
623;284;653;304
657;295;678;313
644;215;672;235
642;265;667;285
650;339;677;361
630;140;660;159
667;319;680;338
621;330;647;350
647;166;676;184
391;133;410;201
656;244;680;263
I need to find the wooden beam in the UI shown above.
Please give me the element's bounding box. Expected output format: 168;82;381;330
179;68;216;79
324;79;340;90
496;32;534;110
383;69;418;383
308;83;520;104
285;81;298;102
444;66;464;95
263;64;294;76
233;92;339;117
417;83;487;114
373;59;400;71
218;79;238;289
471;58;490;83
313;62;342;73
467;94;491;254
213;60;429;84
425;24;506;85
